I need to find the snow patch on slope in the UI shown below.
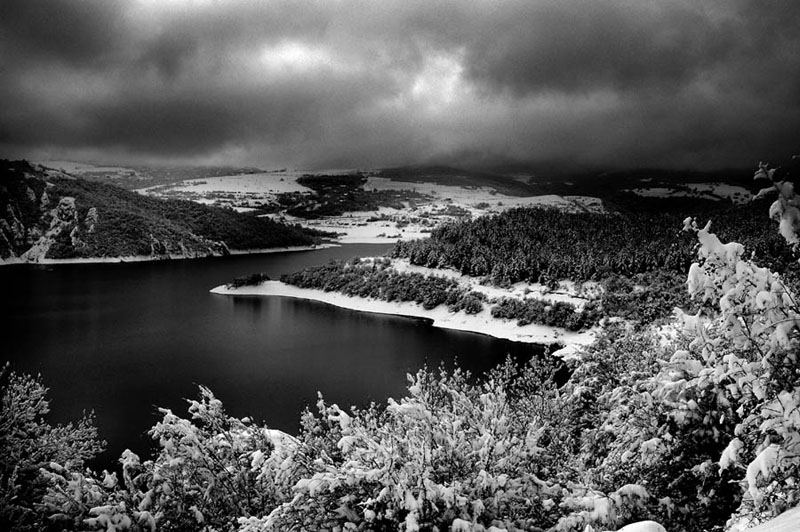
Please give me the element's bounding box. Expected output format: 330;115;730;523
627;183;750;204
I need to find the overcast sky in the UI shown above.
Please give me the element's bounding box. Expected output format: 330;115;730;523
1;0;798;171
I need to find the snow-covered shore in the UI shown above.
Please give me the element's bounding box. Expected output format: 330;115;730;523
0;244;339;267
210;280;597;346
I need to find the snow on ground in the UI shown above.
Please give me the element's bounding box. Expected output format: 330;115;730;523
137;170;605;242
365;176;604;214
627;183;750;204
275;207;433;244
137;171;314;211
388;258;601;310
211;280;597;346
37;160;140;175
627;187;675;198
731;505;800;532
686;183;750;202
36;160;144;181
291;178;604;243
140;172;312;195
617;521;666;532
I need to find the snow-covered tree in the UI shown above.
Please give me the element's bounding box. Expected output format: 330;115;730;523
0;365;103;530
754;159;800;250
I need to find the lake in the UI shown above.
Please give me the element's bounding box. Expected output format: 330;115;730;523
1;244;545;468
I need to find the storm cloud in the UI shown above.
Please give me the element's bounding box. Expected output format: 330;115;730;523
1;0;798;170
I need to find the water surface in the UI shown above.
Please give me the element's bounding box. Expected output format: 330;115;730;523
1;245;544;467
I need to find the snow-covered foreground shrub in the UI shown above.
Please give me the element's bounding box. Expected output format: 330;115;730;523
565;214;800;530
675;218;800;530
754;160;800;250
37;386;302;531
0;365;103;530
243;361;577;531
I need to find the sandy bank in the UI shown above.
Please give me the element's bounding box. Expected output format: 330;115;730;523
0;244;339;267
210;280;596;347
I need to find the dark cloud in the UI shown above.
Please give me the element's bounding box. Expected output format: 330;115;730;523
460;2;737;95
0;0;798;170
1;0;130;67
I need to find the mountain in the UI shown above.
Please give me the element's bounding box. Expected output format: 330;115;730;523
0;159;324;263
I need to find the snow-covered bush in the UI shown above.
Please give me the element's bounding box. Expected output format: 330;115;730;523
0;365;103;530
37;386;300;531
243;361;573;531
754;160;800;250
136;386;286;529
675;216;799;529
563;216;799;529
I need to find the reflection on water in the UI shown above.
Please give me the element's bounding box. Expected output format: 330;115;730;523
1;244;545;469
231;295;265;321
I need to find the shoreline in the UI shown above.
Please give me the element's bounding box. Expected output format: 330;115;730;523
0;243;340;267
210;280;597;347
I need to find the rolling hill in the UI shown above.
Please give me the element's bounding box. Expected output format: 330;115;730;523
0;159;325;263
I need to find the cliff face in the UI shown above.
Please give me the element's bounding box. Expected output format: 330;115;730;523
0;160;50;260
0;160;315;263
18;197;80;262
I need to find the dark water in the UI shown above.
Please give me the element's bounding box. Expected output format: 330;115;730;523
1;244;544;468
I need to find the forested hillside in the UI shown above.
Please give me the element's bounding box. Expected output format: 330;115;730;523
392;201;796;284
391;200;800;323
0;160;325;262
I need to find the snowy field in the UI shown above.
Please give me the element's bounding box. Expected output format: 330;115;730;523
140;173;312;195
138;172;315;212
627;182;750;204
282;176;604;243
136;169;606;242
364;176;604;213
37;160;139;175
277;208;435;243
